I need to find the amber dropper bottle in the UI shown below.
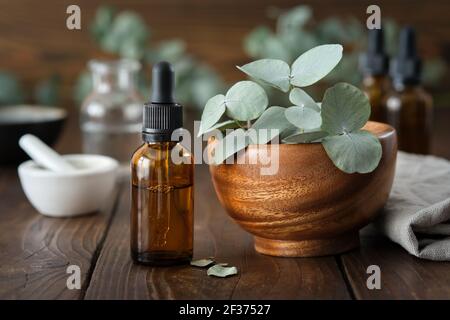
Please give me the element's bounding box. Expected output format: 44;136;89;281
359;28;390;122
130;61;194;266
385;27;433;154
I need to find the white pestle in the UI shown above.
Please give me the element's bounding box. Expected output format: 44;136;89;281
19;134;77;173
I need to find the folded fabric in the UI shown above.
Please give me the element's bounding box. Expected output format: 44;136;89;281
375;151;450;261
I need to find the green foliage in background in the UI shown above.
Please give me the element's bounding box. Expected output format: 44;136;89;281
0;72;25;105
244;5;447;102
0;71;60;107
199;44;382;174
33;75;60;106
74;5;225;110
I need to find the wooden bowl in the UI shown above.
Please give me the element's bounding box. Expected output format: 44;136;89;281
209;121;397;257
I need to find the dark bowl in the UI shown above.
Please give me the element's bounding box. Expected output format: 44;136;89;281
0;105;67;165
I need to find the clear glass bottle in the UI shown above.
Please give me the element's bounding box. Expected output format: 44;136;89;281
130;61;194;266
80;59;144;167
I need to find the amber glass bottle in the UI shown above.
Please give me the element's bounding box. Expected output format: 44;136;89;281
359;28;390;122
131;62;194;265
385;27;433;154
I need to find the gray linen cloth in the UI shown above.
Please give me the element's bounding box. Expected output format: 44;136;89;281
375;151;450;261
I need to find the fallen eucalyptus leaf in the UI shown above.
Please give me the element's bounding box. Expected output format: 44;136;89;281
290;44;343;87
190;259;215;268
285;106;321;130
225;81;268;121
198;94;226;137
282;130;328;144
322;130;382;174
248;106;291;144
321;82;370;135
207;264;238;278
212;128;249;165
289;88;320;112
237;59;290;92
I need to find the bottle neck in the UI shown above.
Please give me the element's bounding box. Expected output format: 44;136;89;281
363;74;387;85
89;60;141;94
92;70;138;93
144;141;178;150
392;80;421;92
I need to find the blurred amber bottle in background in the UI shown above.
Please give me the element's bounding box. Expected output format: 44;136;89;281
385;27;433;154
359;28;390;123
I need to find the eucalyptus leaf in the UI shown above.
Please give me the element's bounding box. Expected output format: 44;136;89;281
190;259;215;268
290;44;343;87
225;81;268;121
322;130;382;174
321;82;370;135
237;59;290;92
201;120;240;136
285;106;321;130
207;264;238;278
279;124;299;140
243;26;271;58
289;88;320;112
100;11;148;58
277;5;312;34
248;106;291;144
90;5;116;41
282;130;328;144
262;36;291;62
212;128;249;165
146;40;186;63
198;94;226;137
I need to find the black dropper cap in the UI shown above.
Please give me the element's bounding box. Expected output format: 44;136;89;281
359;28;390;76
143;61;183;142
390;27;422;86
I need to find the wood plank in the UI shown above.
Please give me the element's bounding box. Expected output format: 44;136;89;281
0;168;119;299
340;228;450;299
85;165;350;300
0;108;119;299
340;107;450;300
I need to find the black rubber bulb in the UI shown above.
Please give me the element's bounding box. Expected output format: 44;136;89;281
368;29;385;55
398;26;417;59
151;61;175;104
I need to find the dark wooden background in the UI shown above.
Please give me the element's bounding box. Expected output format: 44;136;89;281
0;0;449;105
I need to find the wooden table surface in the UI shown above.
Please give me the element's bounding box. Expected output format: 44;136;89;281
1;108;450;300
